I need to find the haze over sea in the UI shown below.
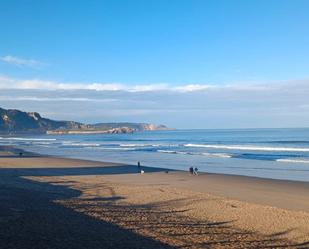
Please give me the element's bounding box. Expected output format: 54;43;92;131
2;128;309;182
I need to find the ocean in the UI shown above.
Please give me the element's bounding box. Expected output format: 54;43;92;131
1;128;309;182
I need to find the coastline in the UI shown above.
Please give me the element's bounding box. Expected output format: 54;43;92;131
1;146;309;247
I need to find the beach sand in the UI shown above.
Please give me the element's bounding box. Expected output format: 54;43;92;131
1;149;309;248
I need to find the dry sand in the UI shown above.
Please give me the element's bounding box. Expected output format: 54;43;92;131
1;150;309;248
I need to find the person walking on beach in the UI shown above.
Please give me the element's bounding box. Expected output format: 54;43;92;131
189;166;194;175
137;161;141;173
194;167;199;175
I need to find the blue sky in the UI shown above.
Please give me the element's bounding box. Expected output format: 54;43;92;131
1;0;309;128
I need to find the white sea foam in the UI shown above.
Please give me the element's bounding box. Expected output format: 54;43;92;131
0;137;57;141
157;150;196;155
61;142;101;147
276;159;309;164
158;150;231;158
158;150;178;154
33;141;54;145
120;143;150;147
202;152;232;158
97;147;136;151
184;143;309;152
120;143;167;147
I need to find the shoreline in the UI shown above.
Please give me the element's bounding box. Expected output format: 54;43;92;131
1;146;309;246
3;144;309;183
2;145;309;212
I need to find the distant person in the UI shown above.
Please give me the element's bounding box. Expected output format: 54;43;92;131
137;161;141;173
19;152;23;157
194;167;199;175
189;166;194;175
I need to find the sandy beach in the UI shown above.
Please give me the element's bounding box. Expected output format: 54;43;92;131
1;148;309;248
3;0;309;247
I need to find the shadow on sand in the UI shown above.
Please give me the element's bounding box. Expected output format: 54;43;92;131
1;164;172;177
0;161;309;248
0;164;175;249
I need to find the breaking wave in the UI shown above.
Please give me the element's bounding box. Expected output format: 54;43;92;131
61;142;101;147
184;143;309;152
0;137;56;141
276;159;309;164
120;143;170;147
157;150;231;158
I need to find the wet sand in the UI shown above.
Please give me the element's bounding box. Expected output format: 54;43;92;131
1;150;309;248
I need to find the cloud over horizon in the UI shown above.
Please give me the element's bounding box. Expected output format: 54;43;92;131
0;75;279;92
1;75;309;129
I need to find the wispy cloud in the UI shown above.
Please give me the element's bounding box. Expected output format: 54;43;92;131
174;84;211;92
1;75;309;128
0;75;272;93
0;55;46;69
0;96;119;102
129;84;169;92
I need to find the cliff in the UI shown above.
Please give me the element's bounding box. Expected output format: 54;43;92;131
46;127;134;135
0;107;84;134
0;107;172;134
92;122;172;131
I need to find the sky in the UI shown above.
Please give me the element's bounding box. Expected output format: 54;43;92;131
1;0;309;128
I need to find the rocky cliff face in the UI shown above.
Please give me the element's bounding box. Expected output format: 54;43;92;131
47;127;134;135
92;122;172;131
139;123;171;131
0;107;83;134
0;107;172;134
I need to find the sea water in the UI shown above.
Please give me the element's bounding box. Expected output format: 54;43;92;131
1;128;309;182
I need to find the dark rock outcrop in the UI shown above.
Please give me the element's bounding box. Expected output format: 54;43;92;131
0;107;83;134
92;122;172;131
0;107;172;134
